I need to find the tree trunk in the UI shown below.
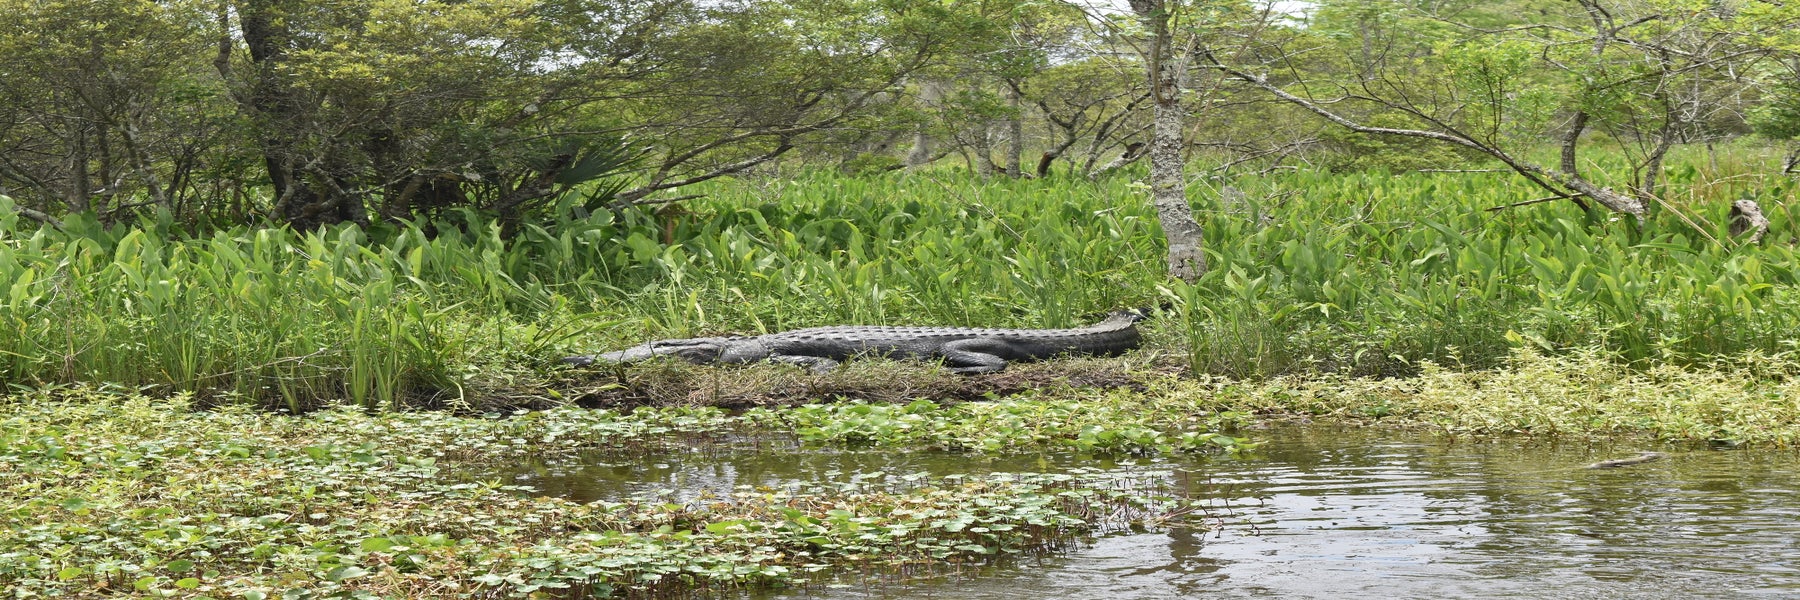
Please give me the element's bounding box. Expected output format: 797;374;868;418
235;0;365;230
1639;133;1673;203
974;122;994;179
1035;152;1057;178
905;129;933;170
905;80;944;171
1150;99;1205;281
1005;81;1024;178
68;125;91;213
118;114;171;213
1132;0;1206;282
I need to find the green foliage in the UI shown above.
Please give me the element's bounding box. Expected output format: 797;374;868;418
840;152;906;176
1317;113;1491;172
1180;347;1800;446
0;0;982;227
5;147;1800;405
1440;38;1562;141
1165;148;1800;376
1751;77;1800;141
0;195;592;411
1300;0;1794;186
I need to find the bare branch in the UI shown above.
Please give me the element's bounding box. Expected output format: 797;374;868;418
1202;54;1644;215
1418;168;1509;173
616;141;796;204
9;204;64;228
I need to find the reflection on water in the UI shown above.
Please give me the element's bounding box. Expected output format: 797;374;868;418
500;426;1800;599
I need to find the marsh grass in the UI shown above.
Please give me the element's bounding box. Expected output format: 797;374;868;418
1;144;1797;408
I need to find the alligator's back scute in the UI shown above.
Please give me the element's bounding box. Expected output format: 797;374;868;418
562;310;1147;374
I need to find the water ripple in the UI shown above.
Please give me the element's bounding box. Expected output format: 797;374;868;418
500;425;1800;599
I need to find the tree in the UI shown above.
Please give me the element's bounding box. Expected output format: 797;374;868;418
1128;0;1208;280
887;0;1082;178
1755;72;1800;174
611;0;961;200
1750;28;1800;174
1206;0;1799;219
0;0;230;222
1022;58;1150;177
1063;0;1239;281
218;0;686;229
0;0;964;229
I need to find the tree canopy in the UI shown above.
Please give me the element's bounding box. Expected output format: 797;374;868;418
0;0;1794;229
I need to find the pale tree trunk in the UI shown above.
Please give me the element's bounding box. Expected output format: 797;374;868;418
1005;80;1024;178
974;122;994;179
905;129;933;170
905;80;945;170
1150;99;1205;280
118;110;172;213
1132;0;1206;282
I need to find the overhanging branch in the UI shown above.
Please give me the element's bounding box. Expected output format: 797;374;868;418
1200;52;1644;216
9;204;64;228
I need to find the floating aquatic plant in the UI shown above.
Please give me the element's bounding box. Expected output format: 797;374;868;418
0;394;1208;598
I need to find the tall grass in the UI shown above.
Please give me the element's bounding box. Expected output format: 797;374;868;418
1;145;1796;408
1169;162;1798;375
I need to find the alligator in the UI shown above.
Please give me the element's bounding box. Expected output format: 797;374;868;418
562;310;1148;374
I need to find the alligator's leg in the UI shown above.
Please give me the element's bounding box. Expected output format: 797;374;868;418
768;354;842;374
939;339;1012;374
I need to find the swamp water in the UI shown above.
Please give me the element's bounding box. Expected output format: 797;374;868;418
500;426;1800;599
